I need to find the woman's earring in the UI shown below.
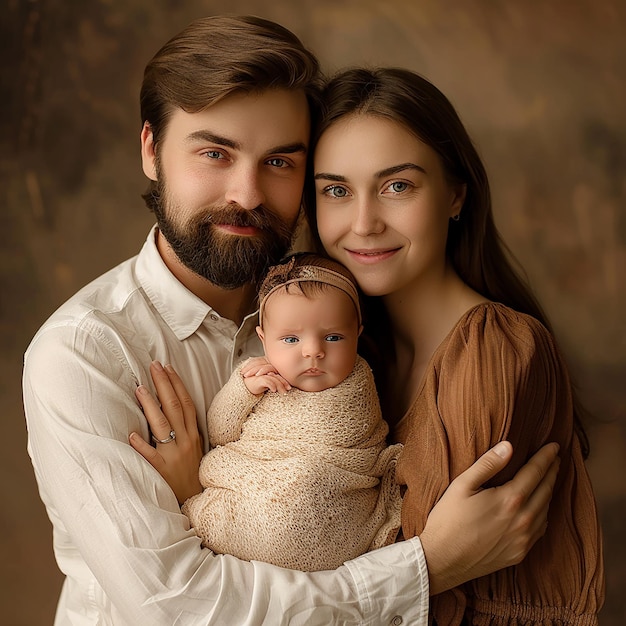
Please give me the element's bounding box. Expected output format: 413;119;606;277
451;214;461;221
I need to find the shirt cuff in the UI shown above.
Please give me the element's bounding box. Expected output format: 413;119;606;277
344;537;430;626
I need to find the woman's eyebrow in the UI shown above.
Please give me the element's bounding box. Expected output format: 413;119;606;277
375;162;427;177
314;162;427;182
314;172;347;182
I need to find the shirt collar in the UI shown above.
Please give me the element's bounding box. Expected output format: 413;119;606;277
135;225;219;340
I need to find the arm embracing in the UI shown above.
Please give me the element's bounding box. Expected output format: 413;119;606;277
23;325;431;625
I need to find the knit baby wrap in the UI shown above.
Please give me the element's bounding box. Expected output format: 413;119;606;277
182;355;403;571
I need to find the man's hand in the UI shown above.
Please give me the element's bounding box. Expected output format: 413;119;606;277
420;441;560;595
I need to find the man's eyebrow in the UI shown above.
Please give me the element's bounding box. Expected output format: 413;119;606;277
186;130;239;149
270;142;308;156
315;163;427;182
185;131;307;156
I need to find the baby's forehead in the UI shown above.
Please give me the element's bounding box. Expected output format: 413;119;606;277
262;284;359;323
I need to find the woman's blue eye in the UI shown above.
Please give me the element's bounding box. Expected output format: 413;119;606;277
389;181;408;193
326;185;348;198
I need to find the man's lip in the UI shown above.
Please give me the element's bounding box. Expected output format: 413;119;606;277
214;224;261;236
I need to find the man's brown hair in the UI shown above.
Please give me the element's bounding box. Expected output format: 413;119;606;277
140;15;322;145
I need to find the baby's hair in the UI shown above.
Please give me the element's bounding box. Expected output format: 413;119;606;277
258;253;362;327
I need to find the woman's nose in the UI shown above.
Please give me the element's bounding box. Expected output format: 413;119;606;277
351;196;384;235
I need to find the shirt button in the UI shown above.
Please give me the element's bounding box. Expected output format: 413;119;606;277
209;313;219;322
390;617;403;626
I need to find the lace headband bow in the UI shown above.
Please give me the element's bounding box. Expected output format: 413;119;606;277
258;262;362;326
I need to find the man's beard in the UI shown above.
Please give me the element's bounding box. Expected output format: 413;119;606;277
146;178;295;290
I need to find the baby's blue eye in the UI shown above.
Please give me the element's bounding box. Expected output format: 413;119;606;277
325;335;342;342
282;336;299;344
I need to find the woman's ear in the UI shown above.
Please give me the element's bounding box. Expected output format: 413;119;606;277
140;122;158;181
449;183;467;218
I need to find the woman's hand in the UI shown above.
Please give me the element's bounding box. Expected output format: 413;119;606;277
129;361;204;505
420;441;560;595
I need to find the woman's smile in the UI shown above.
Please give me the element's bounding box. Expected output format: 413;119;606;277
344;247;400;264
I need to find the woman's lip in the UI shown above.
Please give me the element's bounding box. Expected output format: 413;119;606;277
345;248;399;263
214;224;260;236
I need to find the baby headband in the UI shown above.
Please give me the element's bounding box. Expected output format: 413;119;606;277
258;263;362;326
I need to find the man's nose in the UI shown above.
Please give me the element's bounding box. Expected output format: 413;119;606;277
224;164;266;210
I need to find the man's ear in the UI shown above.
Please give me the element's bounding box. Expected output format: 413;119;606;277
140;121;158;181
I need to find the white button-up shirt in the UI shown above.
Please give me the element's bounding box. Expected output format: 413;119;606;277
23;226;429;625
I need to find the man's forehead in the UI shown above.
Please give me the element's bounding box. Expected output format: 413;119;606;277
164;89;310;149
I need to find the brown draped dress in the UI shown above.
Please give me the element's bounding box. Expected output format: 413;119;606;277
393;302;604;625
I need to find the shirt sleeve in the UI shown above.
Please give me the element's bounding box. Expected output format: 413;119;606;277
23;322;430;625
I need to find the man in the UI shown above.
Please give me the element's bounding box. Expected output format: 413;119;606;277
23;15;558;625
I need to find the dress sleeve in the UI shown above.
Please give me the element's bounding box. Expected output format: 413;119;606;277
437;303;571;485
396;303;604;625
24;323;431;625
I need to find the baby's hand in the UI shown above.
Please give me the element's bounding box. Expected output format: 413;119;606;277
244;373;291;395
241;357;291;395
241;356;278;378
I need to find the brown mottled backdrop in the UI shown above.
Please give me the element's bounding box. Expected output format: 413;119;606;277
2;0;624;623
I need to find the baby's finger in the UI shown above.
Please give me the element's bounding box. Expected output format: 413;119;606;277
269;373;291;392
255;365;279;376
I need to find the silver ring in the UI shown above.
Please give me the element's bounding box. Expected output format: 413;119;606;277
151;429;176;445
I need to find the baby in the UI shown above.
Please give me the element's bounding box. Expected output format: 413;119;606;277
182;253;402;571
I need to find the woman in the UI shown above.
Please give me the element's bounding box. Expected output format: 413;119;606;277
305;67;603;624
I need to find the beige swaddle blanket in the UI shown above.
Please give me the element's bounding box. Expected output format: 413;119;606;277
182;355;403;571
